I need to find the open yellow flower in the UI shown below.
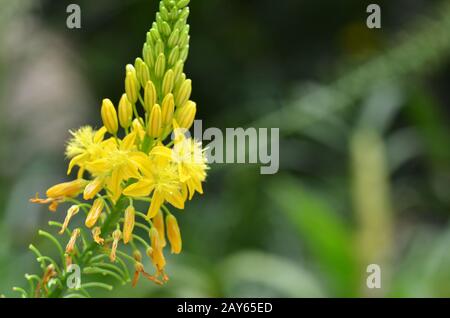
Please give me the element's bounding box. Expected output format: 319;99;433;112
123;147;184;219
85;132;145;203
172;121;209;200
66;126;108;177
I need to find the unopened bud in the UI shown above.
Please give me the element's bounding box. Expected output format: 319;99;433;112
147;104;162;138
161;93;175;126
123;205;136;244
118;93;133;129
155;53;166;79
175;79;192;107
162;69;175;96
176;100;196;129
85;198;104;228
144;80;157;112
125;65;139;104
101;98;118;134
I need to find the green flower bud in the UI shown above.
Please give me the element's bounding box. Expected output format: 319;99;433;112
175;78;191;107
162;69;175;96
168;28;180;48
180;45;189;62
168;45;180;66
143;43;155;67
155;53;166;79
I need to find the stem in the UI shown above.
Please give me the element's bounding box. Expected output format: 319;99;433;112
45;197;128;298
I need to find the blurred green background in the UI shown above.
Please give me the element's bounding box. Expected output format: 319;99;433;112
0;0;449;297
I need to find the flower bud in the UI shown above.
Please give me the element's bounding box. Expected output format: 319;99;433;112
143;43;155;67
166;214;182;254
118;94;133;129
162;69;175;96
175;79;192;107
177;0;189;8
161;93;175;126
150;27;161;42
144;80;157;112
168;28;180;48
135;58;150;88
85;198;104;228
59;205;80;234
123;205;136;244
173;60;184;83
176;100;196;129
147;104;162;138
149;227;166;271
160;21;171;37
153;210;166;247
125;65;139;104
168;46;180;66
101;98;119;134
155;39;165;56
132;118;146;141
46;179;88;199
83;177;104;200
180;45;189;62
155;53;166;79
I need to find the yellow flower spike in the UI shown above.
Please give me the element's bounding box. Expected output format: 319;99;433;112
59;205;80;235
162;69;175;96
123;205;136;244
175;78;192;108
83;177;104;200
155;53;166;79
110;229;122;262
147;104;162;138
101;98;119;134
125;64;139;104
144;80;157;112
46;179;88;199
65;228;80;254
85;198;105;228
175;100;196;129
161;93;175;126
92;226;104;245
135;58;150;88
152;210;166;247
118;94;133;129
166;214;182;254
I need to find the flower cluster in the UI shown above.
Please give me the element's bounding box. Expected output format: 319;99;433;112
31;0;207;286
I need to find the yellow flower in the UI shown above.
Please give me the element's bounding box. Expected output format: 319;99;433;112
65;126;108;176
123;148;184;219
172;122;208;199
86;132;145;203
30;179;88;211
